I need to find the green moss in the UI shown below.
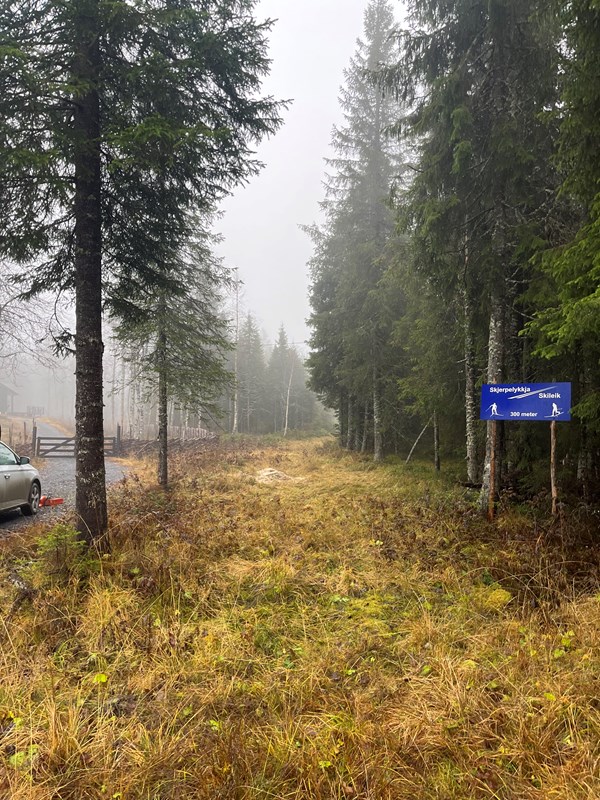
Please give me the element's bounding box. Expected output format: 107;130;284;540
472;586;513;613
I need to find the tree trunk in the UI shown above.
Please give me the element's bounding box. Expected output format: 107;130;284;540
479;287;505;514
120;356;126;432
283;363;294;437
157;313;168;487
353;403;361;451
503;282;522;478
577;422;591;502
246;384;252;433
231;270;239;434
135;368;144;439
479;31;511;516
575;366;591;501
361;402;370;453
347;396;355;450
433;409;440;472
110;349;116;434
462;277;478;484
73;0;107;547
373;368;383;462
405;417;431;465
339;391;347;448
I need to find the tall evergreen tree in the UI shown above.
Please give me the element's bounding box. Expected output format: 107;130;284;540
527;0;600;489
237;313;268;434
307;0;404;457
0;0;283;543
266;326;293;434
384;0;562;500
263;327;312;435
114;220;232;488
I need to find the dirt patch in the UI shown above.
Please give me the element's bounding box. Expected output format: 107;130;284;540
255;467;304;484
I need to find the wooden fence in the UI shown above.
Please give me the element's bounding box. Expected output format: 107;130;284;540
35;436;118;458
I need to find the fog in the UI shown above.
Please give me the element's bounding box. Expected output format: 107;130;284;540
0;290;74;426
217;0;370;346
1;0;378;429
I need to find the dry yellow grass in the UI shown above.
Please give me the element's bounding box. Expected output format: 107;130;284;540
1;437;599;798
0;415;30;451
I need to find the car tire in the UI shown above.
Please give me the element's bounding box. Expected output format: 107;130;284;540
21;481;41;516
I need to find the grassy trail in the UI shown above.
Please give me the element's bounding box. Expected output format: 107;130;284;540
1;438;599;799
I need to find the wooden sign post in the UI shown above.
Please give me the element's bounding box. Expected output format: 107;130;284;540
550;420;558;516
488;419;497;521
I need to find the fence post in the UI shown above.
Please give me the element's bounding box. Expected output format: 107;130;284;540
32;425;38;457
116;423;121;455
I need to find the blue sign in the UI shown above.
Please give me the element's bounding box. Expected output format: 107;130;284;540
480;383;571;421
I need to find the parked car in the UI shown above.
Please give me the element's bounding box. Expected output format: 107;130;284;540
0;440;41;516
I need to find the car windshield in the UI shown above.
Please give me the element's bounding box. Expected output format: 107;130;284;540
0;443;18;466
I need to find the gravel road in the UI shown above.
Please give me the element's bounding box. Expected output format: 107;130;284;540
0;421;127;534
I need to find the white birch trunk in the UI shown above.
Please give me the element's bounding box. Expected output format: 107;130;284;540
373;368;383;462
283;363;294;437
479;289;505;512
120;357;126;433
231;286;239;434
110;349;116;435
157;311;168;487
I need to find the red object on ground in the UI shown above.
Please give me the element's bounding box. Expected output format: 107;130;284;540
39;496;65;507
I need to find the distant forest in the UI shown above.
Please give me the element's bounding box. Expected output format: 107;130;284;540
306;0;600;502
109;316;330;440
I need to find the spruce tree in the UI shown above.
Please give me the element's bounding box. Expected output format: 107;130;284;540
0;0;283;543
265;328;314;436
384;0;561;499
237;313;268;434
527;0;600;474
307;0;404;457
266;326;292;434
114;220;232;488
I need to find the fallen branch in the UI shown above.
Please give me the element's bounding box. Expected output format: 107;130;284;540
405;417;432;464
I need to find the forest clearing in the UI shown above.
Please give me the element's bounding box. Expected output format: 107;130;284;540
1;437;599;799
1;1;599;796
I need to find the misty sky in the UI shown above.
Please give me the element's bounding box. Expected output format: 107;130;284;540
217;0;382;350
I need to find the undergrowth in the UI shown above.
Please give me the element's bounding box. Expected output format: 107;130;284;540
1;438;599;799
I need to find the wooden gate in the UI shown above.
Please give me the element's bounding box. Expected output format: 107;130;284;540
36;436;117;458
